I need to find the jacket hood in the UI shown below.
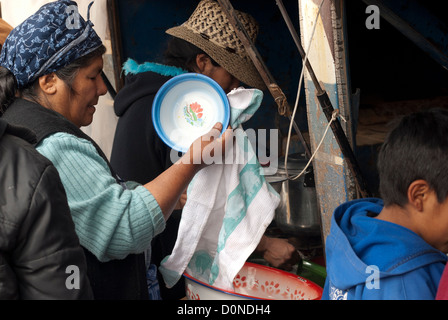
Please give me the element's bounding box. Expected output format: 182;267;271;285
0;118;36;144
114;59;187;117
325;198;447;291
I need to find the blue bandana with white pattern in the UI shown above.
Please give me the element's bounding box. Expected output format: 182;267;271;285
0;0;102;88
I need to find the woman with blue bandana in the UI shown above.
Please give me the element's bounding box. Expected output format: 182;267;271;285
0;0;231;300
0;17;92;300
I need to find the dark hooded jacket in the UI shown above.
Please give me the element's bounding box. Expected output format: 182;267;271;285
110;61;186;299
0;118;93;299
111;66;176;183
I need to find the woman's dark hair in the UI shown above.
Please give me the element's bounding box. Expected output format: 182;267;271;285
0;67;17;115
54;45;106;90
163;37;219;72
0;45;106;115
377;108;448;206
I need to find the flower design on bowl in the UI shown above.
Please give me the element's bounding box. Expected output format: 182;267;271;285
183;262;323;300
184;102;205;127
233;275;247;289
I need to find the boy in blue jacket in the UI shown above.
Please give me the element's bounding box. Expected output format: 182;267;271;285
322;108;448;300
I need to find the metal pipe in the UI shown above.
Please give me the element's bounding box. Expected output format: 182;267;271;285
217;0;312;159
275;0;323;94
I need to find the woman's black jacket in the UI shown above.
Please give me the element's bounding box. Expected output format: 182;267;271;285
0;119;92;299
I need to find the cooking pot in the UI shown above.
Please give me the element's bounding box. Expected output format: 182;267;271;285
266;153;321;237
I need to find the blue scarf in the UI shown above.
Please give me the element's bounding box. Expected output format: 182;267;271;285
0;0;103;88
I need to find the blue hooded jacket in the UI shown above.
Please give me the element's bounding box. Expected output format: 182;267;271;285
322;198;447;300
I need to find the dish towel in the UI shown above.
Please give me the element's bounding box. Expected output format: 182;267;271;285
159;87;280;291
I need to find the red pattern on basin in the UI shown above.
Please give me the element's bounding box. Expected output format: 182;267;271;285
184;262;323;300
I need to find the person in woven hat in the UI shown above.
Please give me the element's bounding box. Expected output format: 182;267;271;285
110;0;298;300
164;0;265;91
0;0;230;300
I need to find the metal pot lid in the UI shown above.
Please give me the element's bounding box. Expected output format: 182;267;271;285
265;175;286;183
277;153;310;172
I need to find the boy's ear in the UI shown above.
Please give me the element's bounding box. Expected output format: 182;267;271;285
195;53;210;73
407;179;430;211
38;73;58;95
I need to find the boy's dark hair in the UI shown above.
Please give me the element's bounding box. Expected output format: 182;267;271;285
378;108;448;206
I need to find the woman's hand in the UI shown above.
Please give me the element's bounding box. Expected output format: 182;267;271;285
144;122;232;221
174;189;187;210
184;122;232;169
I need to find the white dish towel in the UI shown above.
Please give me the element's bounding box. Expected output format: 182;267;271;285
159;87;280;291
